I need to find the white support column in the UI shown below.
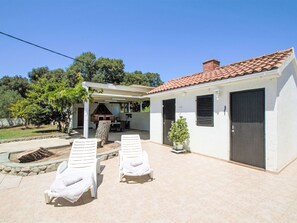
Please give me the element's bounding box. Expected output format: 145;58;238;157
69;105;74;129
82;82;89;138
140;101;143;112
128;102;131;113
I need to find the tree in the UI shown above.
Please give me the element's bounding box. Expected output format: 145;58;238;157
67;53;125;85
46;68;66;81
11;77;54;127
122;71;149;86
0;75;29;118
11;73;91;132
0;87;23;118
46;74;91;132
145;72;163;87
66;52;97;82
122;71;163;87
94;58;125;84
28;66;49;82
0;75;29;97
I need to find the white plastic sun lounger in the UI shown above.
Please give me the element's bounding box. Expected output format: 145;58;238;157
119;134;153;182
44;138;100;203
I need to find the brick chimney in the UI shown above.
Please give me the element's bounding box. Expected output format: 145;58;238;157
203;59;220;72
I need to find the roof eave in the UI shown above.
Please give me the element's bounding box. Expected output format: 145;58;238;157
277;49;296;74
148;68;281;97
82;81;153;93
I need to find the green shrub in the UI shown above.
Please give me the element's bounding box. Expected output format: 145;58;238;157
168;116;189;144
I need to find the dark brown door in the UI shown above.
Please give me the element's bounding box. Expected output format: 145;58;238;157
163;99;175;145
231;89;265;169
77;108;84;127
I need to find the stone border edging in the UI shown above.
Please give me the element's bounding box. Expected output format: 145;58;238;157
0;148;119;176
0;134;69;144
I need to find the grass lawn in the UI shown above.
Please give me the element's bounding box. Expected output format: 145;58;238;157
0;125;64;140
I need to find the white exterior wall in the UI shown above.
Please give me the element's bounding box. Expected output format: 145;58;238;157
277;59;297;170
120;112;150;131
150;76;279;171
150;97;163;143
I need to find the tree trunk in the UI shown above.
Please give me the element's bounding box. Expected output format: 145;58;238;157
17;147;54;163
57;121;62;132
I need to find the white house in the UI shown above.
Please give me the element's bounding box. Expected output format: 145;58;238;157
148;48;297;172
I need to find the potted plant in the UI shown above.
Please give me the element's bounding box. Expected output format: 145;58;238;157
168;116;190;151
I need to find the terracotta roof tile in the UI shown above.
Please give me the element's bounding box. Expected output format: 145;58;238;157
148;48;294;94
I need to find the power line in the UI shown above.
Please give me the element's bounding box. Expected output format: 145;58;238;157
0;31;88;65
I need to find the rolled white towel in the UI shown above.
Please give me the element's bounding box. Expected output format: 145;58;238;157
130;158;143;167
63;176;83;187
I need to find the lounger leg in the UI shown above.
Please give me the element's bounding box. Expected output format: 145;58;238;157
119;173;124;182
44;190;51;204
149;171;154;179
90;185;97;198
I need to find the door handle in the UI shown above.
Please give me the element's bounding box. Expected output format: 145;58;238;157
231;125;235;133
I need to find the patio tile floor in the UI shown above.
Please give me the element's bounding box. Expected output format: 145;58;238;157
0;141;297;222
0;174;22;190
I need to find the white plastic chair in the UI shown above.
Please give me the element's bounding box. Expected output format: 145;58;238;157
44;138;100;203
119;134;153;182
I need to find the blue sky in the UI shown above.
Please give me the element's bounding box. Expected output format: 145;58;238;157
1;0;297;82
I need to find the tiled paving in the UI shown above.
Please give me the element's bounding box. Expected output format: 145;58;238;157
0;174;22;190
0;173;5;183
1;141;297;222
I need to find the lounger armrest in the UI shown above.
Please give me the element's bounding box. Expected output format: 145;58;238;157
92;158;100;187
56;160;68;176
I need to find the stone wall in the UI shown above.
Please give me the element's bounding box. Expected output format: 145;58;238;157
0;162;62;176
0;118;25;128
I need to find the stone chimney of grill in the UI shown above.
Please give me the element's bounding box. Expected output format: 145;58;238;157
203;59;220;72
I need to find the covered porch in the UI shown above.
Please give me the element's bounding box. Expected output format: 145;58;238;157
70;82;153;139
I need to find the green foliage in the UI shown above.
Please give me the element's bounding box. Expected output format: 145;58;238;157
168;116;190;144
122;71;163;87
95;58;125;84
66;52;97;82
11;72;91;132
66;52;162;86
142;106;150;112
122;71;149;86
28;66;50;82
0;87;23;118
0;75;29;97
66;53;125;85
145;72;163;87
10;99;34;125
